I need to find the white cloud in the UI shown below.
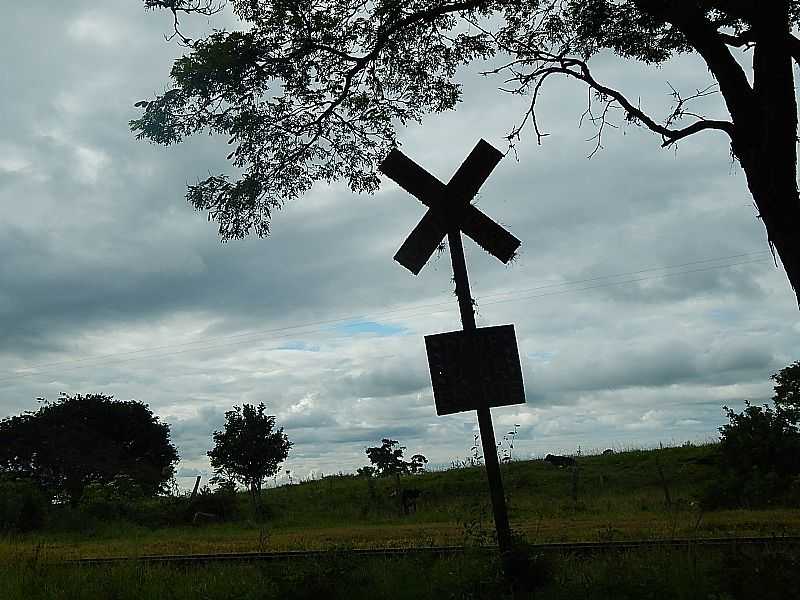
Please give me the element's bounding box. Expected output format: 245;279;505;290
0;143;31;173
67;13;125;47
74;145;109;183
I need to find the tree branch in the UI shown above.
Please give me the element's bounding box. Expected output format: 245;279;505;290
657;3;756;123
519;57;735;148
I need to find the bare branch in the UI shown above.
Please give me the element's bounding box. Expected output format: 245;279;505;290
502;55;734;152
146;0;225;46
664;82;720;129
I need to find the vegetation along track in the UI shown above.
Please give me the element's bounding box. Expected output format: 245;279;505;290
66;536;800;565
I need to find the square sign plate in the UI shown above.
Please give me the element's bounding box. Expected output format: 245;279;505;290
425;324;526;416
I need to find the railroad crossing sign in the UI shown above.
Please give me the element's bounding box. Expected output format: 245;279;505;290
380;139;521;275
379;139;525;557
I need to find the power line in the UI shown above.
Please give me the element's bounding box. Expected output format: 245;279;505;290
0;251;770;385
7;250;768;370
2;253;769;381
479;256;768;307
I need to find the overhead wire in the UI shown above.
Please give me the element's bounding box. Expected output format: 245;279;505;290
0;250;771;385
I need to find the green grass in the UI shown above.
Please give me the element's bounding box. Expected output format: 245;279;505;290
2;444;799;598
2;443;799;560
1;545;798;599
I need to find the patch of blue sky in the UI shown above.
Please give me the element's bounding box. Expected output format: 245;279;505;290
336;320;407;337
708;308;739;323
526;350;556;362
277;340;320;352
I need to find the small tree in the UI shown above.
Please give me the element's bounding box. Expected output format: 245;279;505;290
364;439;428;477
408;454;429;474
356;466;377;478
207;403;292;512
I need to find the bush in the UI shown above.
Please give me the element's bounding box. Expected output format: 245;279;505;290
78;475;146;521
719;402;800;480
712;401;800;508
0;478;48;532
189;485;240;521
706;361;800;508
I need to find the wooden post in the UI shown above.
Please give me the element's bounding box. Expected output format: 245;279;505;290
190;475;201;500
447;228;513;555
379;139;523;559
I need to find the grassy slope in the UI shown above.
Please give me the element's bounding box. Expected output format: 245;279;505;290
3;444;799;559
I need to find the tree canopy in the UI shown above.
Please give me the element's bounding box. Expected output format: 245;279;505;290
207;403;292;501
136;0;800;306
0;393;178;503
365;438;428;476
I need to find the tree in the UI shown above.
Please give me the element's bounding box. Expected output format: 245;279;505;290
712;361;800;506
772;360;800;422
136;1;800;305
364;438;428;476
0;393;178;503
207;403;292;509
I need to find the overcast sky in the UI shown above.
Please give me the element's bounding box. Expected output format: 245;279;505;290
2;2;798;485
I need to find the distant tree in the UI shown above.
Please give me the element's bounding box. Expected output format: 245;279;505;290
711;361;800;506
0;393;178;503
356;465;377;478
408;454;429;474
364;439;428;477
772;360;800;422
207;403;292;510
137;1;800;305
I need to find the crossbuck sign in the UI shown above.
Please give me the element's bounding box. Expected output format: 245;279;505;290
379;139;526;556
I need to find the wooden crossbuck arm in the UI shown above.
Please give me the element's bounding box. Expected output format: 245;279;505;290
380;140;521;274
445;139;503;205
378;150;445;208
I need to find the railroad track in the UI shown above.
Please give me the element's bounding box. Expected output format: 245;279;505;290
66;536;800;565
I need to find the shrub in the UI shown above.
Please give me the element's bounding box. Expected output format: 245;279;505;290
719;402;800;480
78;475;146;521
706;361;800;508
0;478;48;532
713;401;800;508
190;485;239;521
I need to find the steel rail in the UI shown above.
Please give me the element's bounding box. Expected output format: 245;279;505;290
64;536;800;566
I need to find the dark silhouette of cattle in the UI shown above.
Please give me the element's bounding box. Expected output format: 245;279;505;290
544;453;576;467
391;488;422;515
192;511;218;525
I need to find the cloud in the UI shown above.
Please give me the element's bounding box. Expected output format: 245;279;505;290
0;0;797;481
74;146;110;184
67;13;127;47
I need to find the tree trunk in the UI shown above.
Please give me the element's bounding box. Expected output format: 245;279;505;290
734;3;800;307
250;480;263;519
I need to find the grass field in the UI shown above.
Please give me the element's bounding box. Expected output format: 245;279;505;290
2;443;799;560
2;444;799;598
2;543;798;599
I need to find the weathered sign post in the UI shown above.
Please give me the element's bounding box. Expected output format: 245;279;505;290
379;139;525;556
